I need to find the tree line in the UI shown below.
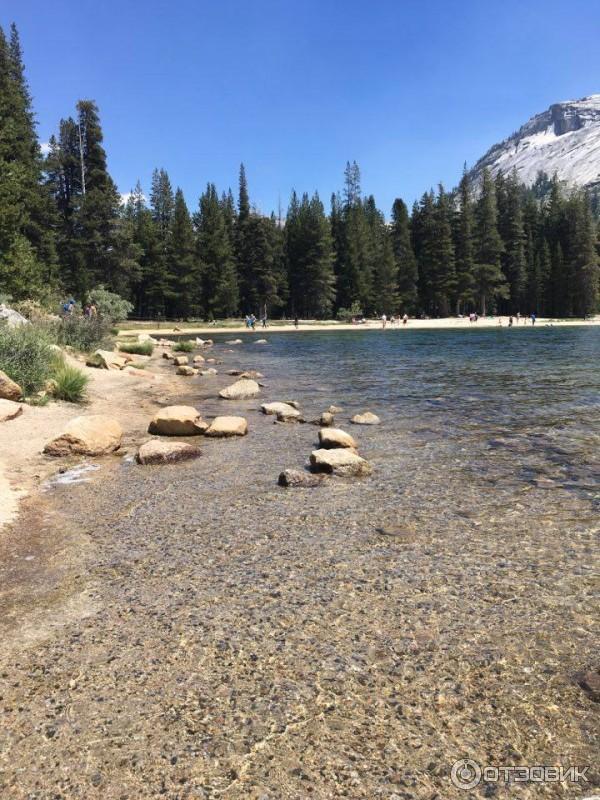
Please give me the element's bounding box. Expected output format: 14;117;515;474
1;24;598;319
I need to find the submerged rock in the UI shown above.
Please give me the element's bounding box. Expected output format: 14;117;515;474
148;406;208;436
318;427;357;449
219;378;260;400
205;416;248;437
328;405;342;414
226;339;243;345
136;439;201;465
0;398;23;422
351;411;381;425
0;370;22;401
278;469;325;488
261;402;300;420
310;448;372;477
255;339;268;344
44;415;122;456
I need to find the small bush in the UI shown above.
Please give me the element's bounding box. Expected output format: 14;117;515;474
0;323;54;395
49;359;89;403
173;340;194;352
49;315;113;352
88;286;134;323
118;340;154;356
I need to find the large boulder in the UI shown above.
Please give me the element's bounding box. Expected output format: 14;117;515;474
0;304;28;327
44;415;122;456
0;370;22;401
136;440;201;465
351;411;381;425
318;428;357;449
261;402;300;421
278;469;325;488
173;355;189;366
87;349;128;370
148;406;208;436
219;378;260;400
205;416;248;437
310;448;372;477
0;399;23;422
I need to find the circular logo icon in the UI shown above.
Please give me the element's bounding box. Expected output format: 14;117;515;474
451;759;482;790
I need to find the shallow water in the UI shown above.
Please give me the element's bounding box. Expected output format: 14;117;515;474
1;325;598;799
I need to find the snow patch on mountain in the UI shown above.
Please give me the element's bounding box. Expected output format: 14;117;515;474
470;94;600;190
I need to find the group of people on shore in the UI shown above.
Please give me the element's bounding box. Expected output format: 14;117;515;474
61;299;98;319
379;314;409;329
244;314;268;330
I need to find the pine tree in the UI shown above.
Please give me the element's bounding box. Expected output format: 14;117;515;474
498;170;527;311
196;183;239;318
285;191;335;318
474;169;508;315
122;181;158;317
390;198;418;313
0;24;57;298
566;193;599;317
453;168;475;314
167;188;198;318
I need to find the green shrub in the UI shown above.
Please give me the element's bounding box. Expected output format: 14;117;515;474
48;315;113;352
0;323;54;395
50;359;89;403
118;340;154;356
173;340;194;352
87;285;134;323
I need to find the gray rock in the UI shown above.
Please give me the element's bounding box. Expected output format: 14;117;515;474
278;469;325;488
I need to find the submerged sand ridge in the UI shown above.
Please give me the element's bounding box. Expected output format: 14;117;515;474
0;329;598;798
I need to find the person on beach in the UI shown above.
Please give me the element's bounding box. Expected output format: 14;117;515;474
381;314;387;329
516;312;521;324
294;317;299;329
531;312;536;325
509;316;513;327
403;313;408;326
261;314;267;328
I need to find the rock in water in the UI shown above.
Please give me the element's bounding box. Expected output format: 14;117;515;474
328;405;342;414
136;440;201;465
310;448;372;477
351;411;381;425
319;412;334;427
173;355;189;366
261;402;300;420
278;469;325;488
0;399;23;422
0;370;23;401
176;365;198;376
44;415;122;456
148;406;208;436
205;416;248;437
255;339;268;344
192;354;205;364
318;428;357;449
226;339;243;345
219;379;260;400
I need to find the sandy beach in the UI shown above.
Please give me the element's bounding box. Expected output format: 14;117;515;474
118;315;600;338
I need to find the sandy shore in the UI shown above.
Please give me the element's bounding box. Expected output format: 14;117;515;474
118;315;600;337
0;352;179;534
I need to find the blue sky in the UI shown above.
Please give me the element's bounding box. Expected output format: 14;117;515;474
4;0;600;215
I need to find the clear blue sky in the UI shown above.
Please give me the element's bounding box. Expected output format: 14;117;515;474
4;0;600;215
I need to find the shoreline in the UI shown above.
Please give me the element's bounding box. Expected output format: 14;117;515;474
118;315;600;337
